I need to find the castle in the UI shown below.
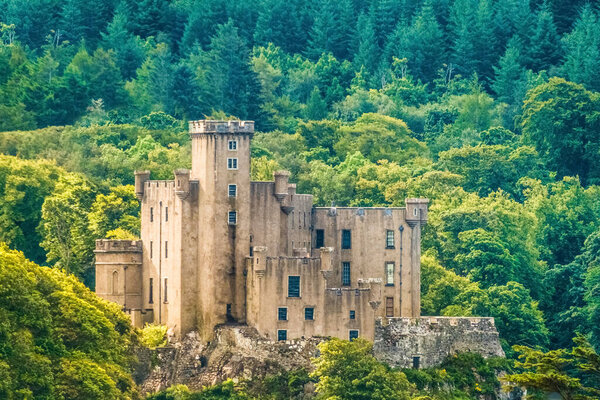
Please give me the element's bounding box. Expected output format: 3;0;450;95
95;119;431;343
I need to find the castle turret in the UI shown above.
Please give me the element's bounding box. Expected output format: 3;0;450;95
134;170;150;201
174;169;191;200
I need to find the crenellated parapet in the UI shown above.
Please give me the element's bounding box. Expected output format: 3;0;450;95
95;239;142;253
189;120;254;136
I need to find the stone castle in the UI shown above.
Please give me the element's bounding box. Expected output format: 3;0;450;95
95;120;504;368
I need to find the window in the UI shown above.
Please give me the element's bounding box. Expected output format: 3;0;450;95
413;207;418;216
288;276;300;297
227;158;238;170
228;211;237;225
315;229;324;248
342;262;351;286
342;230;351;249
228;140;237;150
150;207;154;222
226;304;233;321
228;184;237;197
349;330;359;341
349;310;355;320
111;271;118;295
165;241;168;258
413;356;420;369
305;307;314;320
165;206;168;222
386;230;394;248
277;329;287;341
278;307;287;321
163;278;168;303
149;278;153;304
150;241;153;258
386;262;395;285
386;297;394;317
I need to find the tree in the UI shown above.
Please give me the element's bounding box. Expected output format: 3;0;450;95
303;86;328;120
492;37;528;106
0;243;138;399
39;173;97;283
504;336;600;399
88;185;140;241
352;12;380;78
101;10;147;80
561;5;600;92
311;338;414;400
526;2;561;72
520;77;600;185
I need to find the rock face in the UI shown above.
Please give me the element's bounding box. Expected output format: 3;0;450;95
135;324;322;394
373;317;505;368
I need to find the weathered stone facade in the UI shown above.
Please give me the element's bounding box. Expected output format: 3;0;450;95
373;317;505;368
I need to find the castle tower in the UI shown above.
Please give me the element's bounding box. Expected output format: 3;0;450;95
189;120;254;340
403;198;429;317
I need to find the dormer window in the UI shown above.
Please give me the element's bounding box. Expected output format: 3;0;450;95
228;140;238;151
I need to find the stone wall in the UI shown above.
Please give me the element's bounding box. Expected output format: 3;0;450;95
373;317;505;368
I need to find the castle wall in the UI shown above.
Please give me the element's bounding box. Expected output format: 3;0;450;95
94;239;149;327
312;207;421;318
373;317;505;368
247;248;379;341
139;179;199;336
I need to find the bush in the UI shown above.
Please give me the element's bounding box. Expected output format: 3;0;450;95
140;323;168;349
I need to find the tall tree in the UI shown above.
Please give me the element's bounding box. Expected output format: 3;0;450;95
526;2;562;71
492;37;528;106
101;9;146;80
352;12;380;78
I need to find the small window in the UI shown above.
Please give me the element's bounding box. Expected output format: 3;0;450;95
249;246;254;257
315;229;324;248
228;211;237;225
111;271;118;295
165;241;168;258
150;241;153;258
149;278;153;304
277;329;287;341
342;262;351;286
278;307;287;321
413;356;420;369
226;304;233;321
413;207;418;216
228;184;237;197
349;330;359;341
386;296;394;317
305;307;314;320
227;158;238;170
163;278;168;303
228;140;238;151
349;310;355;320
386;262;395;285
342;230;351;249
386;230;394;248
150;207;154;222
288;276;300;297
165;206;168;222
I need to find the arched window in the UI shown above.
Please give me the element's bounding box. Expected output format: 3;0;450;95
112;270;119;294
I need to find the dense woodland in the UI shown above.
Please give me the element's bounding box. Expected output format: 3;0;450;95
1;0;600;398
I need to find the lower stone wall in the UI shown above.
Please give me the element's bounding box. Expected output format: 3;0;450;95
373;317;505;368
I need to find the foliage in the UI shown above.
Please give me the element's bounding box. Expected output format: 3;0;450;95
504;336;600;400
0;243;138;399
140;324;168;349
311;337;414;399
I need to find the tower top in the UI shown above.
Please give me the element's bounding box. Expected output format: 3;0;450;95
189;120;254;135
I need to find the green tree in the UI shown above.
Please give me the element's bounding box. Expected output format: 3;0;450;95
0;243;138;399
353;12;380;78
521;77;600;185
88;185;140;240
311;338;414;400
492;37;528;106
39;173;97;283
101;10;147;80
526;2;561;72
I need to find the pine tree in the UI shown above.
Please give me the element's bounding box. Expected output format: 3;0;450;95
407;1;445;83
527;2;561;71
304;86;328;120
101;9;146;80
562;5;600;92
353;12;380;78
306;0;354;60
59;0;115;46
373;0;400;48
253;0;308;54
492;37;527;105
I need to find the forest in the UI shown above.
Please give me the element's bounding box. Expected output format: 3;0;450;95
1;0;600;398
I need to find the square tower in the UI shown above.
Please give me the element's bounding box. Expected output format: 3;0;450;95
189;120;254;340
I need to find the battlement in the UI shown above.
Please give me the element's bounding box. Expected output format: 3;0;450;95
189;120;254;135
94;239;142;253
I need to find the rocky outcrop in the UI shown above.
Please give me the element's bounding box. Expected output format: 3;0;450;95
373;317;505;368
135;324;322;394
